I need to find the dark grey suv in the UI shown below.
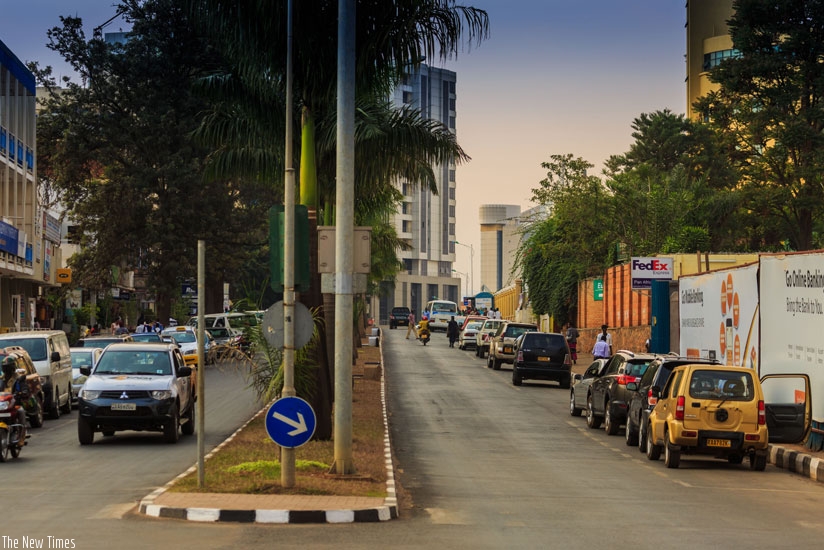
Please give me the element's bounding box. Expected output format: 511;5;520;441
511;332;571;388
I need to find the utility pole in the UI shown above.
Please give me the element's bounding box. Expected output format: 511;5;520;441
331;0;356;475
281;0;297;488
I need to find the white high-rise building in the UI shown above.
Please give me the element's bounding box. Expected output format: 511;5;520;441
379;65;460;321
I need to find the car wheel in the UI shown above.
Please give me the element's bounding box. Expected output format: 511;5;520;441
164;405;180;444
60;390;72;414
49;390;60;420
512;368;522;386
486;354;493;369
492;357;501;370
586;395;602;429
727;454;744;465
645;423;661;460
77;418;94;445
604;400;620;436
181;404;195;436
29;394;44;429
638;418;648;453
559;375;571;390
750;452;767;471
569;391;582;417
479;347;486;359
664;432;681;468
625;415;638;446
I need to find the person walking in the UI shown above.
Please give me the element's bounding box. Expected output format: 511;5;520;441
446;316;460;348
565;322;580;364
405;311;416;339
592;334;611;360
599;324;614;355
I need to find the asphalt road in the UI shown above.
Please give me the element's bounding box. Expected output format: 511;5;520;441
6;332;824;549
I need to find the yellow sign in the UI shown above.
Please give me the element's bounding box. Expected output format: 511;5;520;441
56;268;72;284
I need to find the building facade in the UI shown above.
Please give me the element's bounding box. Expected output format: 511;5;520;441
379;65;460;321
0;39;61;330
686;0;735;120
479;204;520;293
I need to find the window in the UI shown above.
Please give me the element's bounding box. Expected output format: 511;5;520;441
703;49;740;71
449;223;455;236
449;187;455;199
402;91;413;104
449;81;455;94
402;202;409;214
402;183;409;196
449;205;455;217
402;220;411;233
449;241;455;253
449;116;455;129
449;169;455;182
449;97;456;111
404;259;413;274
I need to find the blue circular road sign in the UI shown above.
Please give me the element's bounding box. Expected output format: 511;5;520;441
265;396;317;448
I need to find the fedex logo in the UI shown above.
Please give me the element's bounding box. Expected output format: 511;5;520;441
632;259;671;271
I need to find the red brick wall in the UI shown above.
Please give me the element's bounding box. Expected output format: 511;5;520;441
579;326;651;357
577;266;651;350
577;277;605;329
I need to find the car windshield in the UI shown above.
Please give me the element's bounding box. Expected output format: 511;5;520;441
94;350;172;375
165;331;196;344
131;333;161;342
207;328;230;338
227;315;258;329
524;334;566;352
505;326;534;338
689;370;754;401
465;322;483;331
71;352;94;368
431;302;457;313
0;338;47;361
82;338;121;348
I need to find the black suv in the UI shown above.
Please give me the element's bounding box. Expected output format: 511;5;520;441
587;350;657;435
388;307;411;329
624;354;720;449
511;332;571;388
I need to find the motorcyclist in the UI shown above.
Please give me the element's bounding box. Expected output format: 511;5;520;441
417;318;430;341
1;357;28;434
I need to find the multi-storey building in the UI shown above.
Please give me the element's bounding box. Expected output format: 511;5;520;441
685;0;735;120
379;65;460;321
0;39;61;330
479;204;547;295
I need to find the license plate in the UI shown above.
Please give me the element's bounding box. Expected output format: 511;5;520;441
111;402;137;411
537;356;549;362
707;438;731;447
503;346;512;353
0;413;11;418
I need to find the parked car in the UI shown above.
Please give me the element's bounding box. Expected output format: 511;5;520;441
511;332;572;388
625;355;720;448
78;334;134;348
205;326;234;346
587;350;657;435
161;326;207;367
460;315;488;331
389;307;411;329
70;347;104;407
76;342;196;444
645;364;811;470
0;330;73;420
186;312;258;337
569;359;609;417
458;320;484;350
0;346;45;428
487;322;537;370
474;319;504;359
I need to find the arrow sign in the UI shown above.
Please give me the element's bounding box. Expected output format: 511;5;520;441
272;411;307;436
265;396;316;448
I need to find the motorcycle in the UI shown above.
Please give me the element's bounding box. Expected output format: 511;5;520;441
0;381;30;462
417;322;431;346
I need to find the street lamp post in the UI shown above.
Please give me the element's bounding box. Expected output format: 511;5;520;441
451;240;474;297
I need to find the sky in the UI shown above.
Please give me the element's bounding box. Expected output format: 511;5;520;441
0;1;687;295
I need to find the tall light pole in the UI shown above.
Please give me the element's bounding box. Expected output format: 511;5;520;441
452;240;474;297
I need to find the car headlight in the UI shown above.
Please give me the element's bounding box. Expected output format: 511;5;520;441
0;400;9;411
80;389;101;400
151;390;172;400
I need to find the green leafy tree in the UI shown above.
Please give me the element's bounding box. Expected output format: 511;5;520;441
694;0;824;250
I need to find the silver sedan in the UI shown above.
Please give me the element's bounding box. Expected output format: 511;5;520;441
569;359;609;417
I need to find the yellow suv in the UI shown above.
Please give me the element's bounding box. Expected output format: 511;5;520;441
645;364;810;470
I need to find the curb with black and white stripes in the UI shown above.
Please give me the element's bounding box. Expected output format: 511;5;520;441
139;338;398;523
770;444;824;482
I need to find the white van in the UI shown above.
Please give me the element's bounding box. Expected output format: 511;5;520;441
186;312;258;337
0;330;73;419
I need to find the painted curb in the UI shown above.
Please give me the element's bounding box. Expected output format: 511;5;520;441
138;337;398;523
769;444;824;482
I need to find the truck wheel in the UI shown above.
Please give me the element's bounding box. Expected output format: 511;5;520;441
750;452;767;471
181;405;195;436
49;390;61;420
29;394;44;428
164;405;180;443
78;418;94;445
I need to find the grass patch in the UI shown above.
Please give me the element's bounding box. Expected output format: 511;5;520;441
170;340;387;497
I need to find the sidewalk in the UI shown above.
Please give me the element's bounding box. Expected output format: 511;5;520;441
138;340;398;524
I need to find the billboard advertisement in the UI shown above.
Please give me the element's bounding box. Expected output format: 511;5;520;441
760;252;824;420
679;263;759;368
630;257;673;290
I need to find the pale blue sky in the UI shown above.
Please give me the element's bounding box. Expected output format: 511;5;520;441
0;1;687;290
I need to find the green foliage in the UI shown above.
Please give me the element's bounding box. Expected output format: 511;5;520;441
225;459;329;478
694;0;824;250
